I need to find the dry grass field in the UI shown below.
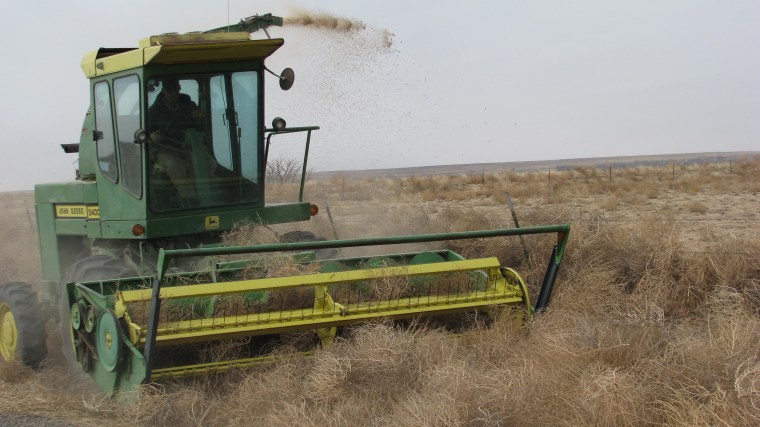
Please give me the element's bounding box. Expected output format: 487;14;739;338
0;157;758;426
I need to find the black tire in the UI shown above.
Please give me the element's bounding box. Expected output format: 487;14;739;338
280;231;338;260
59;256;135;371
0;282;48;368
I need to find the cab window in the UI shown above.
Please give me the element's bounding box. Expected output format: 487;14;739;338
93;82;118;182
113;75;143;197
145;72;262;212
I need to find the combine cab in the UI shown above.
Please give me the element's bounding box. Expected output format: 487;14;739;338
0;14;570;394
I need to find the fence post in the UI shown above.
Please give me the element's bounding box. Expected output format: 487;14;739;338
609;164;612;182
321;194;340;241
505;192;530;263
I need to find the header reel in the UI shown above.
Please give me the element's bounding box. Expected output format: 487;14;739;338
61;225;569;394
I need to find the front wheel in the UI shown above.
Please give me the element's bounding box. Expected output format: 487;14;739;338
59;256;135;372
0;282;47;368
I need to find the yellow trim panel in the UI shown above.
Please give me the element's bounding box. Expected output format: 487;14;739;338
81;37;284;78
54;204;100;219
141;293;524;346
119;257;502;302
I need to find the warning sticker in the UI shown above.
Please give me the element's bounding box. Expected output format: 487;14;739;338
204;215;220;230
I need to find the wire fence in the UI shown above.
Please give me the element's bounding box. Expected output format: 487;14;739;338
313;158;758;185
576;216;757;223
535;214;759;257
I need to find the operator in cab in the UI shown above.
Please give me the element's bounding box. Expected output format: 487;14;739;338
148;78;205;145
148;77;215;205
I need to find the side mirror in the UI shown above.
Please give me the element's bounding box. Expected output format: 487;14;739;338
134;129;150;144
279;68;295;91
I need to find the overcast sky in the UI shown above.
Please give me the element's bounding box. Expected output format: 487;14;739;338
0;0;757;191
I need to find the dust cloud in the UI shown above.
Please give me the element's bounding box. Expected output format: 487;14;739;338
267;8;410;244
267;8;414;246
285;10;367;32
265;8;403;173
0;192;41;286
284;8;395;50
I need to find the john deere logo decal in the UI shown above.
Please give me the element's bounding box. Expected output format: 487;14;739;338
204;215;220;230
55;204;100;219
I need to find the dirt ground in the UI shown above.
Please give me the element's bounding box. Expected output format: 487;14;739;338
0;156;758;426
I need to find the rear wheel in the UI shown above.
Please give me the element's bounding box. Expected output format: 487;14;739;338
0;282;47;368
59;256;135;371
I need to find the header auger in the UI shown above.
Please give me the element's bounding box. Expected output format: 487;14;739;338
0;13;570;395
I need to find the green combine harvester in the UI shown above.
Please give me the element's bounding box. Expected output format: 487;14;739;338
0;14;570;395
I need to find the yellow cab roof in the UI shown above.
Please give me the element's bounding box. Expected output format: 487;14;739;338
81;32;284;78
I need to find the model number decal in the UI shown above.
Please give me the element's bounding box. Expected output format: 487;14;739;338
86;206;100;219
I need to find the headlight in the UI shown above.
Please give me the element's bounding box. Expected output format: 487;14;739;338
272;117;287;131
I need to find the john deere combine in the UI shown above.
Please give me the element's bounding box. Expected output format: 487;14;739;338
0;14;569;395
